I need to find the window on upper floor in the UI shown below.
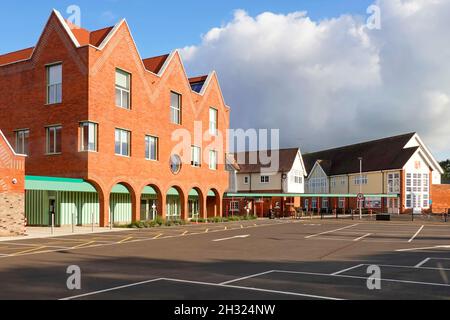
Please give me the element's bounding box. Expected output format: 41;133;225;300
209;150;218;170
46;125;62;155
387;173;400;193
244;176;250;185
115;69;131;109
79;122;98;152
115;128;131;157
145;135;158;161
170;92;182;125
354;175;368;185
191;145;201;167
15;129;29;155
260;175;270;184
47;64;62;104
209;108;218;136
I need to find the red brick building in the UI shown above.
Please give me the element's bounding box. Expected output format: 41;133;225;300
0;130;26;235
0;10;230;227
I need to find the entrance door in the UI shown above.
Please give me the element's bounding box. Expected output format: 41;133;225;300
388;198;399;214
141;199;157;221
413;194;422;215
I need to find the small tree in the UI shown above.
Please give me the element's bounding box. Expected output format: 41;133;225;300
440;160;450;183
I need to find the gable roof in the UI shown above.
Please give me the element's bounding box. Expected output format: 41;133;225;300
142;54;170;74
303;133;418;176
189;75;208;93
232;148;300;174
0;47;35;66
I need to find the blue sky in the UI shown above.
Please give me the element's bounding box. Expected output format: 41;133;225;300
0;0;374;57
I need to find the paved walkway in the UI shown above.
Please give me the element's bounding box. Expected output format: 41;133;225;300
0;226;127;242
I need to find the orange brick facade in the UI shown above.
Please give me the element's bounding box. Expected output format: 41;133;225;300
0;12;230;226
431;185;450;214
0;131;26;235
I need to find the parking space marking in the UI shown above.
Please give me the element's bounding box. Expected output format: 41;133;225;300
152;234;163;240
181;231;188;236
408;225;424;243
118;237;133;244
305;224;359;239
396;245;450;252
353;233;372;242
10;246;47;256
415;258;431;268
331;264;364;276
61;277;342;301
273;269;450;288
72;241;96;249
220;270;276;285
213;235;250;242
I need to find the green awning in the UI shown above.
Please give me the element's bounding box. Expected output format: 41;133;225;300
26;176;97;193
226;193;399;198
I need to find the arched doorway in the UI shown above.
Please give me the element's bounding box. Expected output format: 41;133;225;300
110;183;135;226
187;188;204;221
140;185;162;221
166;186;185;221
206;189;221;218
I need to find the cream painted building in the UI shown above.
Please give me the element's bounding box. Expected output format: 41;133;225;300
302;133;443;214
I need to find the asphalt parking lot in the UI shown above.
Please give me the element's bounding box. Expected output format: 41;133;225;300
0;218;449;300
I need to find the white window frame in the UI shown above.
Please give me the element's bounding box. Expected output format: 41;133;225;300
46;63;62;105
170;91;182;125
209;107;218;136
145;135;158;161
115;128;131;157
46;125;62;155
15;129;30;155
115;69;131;109
79;122;98;152
260;176;270;184
191;145;201;167
209;150;218;170
230;201;239;212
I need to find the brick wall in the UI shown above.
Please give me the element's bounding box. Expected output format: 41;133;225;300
431;184;450;214
0;131;26;236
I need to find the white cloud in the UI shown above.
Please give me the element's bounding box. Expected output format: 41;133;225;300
181;0;450;160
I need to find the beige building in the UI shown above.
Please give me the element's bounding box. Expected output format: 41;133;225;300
302;133;443;214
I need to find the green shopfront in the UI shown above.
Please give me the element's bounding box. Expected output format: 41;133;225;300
25;176;159;227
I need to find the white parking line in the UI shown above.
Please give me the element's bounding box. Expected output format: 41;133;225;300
305;224;359;239
408;225;424;243
331;264;364;276
396;245;450;252
273;270;450;288
415;258;431;268
353;233;372;242
213;235;250;242
61;277;342;301
220;270;275;285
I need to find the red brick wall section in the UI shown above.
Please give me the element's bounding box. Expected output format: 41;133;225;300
0;131;26;236
0;12;230;226
431;185;450;214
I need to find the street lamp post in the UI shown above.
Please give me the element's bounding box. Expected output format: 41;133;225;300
358;157;363;220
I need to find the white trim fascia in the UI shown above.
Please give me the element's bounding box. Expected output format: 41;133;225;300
407;133;444;174
53;9;80;48
307;161;328;180
0;11;228;102
0;130;26;157
97;19;126;50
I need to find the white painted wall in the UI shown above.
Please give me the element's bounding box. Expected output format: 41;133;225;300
284;152;306;193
